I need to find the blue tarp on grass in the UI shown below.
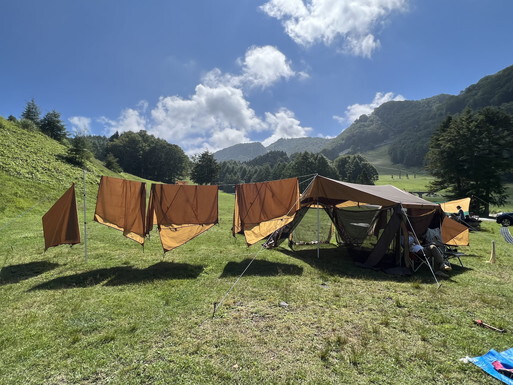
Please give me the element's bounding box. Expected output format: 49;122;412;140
470;348;513;384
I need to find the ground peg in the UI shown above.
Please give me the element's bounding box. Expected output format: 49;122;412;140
488;240;496;264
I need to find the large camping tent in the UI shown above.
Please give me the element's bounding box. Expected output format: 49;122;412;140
267;175;466;268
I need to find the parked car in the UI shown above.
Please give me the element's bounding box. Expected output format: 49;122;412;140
496;212;513;226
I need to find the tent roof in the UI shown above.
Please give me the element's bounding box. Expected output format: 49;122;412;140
302;175;439;209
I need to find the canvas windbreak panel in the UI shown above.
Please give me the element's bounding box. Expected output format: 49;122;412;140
147;184;218;252
441;216;469;246
440;197;471;215
94;176;146;245
42;184;80;250
233;178;300;245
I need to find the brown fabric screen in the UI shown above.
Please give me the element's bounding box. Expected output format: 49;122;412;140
442;216;469;246
146;184;218;252
233;178;300;245
42;184;80;251
94;176;146;245
407;209;438;239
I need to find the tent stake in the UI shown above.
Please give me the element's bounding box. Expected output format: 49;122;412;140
488;240;496;263
83;169;88;263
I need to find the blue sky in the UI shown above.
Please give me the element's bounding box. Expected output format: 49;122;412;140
2;0;513;154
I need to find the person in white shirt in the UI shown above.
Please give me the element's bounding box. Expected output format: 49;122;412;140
408;234;451;277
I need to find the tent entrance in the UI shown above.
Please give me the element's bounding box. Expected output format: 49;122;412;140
289;206;335;248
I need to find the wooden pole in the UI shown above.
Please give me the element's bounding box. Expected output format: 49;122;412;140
316;203;320;259
488;240;496;264
83;169;88;262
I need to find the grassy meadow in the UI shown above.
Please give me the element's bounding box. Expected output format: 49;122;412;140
1;118;513;384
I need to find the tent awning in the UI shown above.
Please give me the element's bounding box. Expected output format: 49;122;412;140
301;176;439;210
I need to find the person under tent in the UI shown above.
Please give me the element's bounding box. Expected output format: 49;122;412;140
407;233;452;278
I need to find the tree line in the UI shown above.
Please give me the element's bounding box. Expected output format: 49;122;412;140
217;151;378;193
7;99;513;215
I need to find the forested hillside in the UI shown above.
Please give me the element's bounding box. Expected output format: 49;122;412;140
211;64;513;166
213;142;267;162
265;137;331;155
322;64;513;166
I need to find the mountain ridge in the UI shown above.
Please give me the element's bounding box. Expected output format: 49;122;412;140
214;64;513;165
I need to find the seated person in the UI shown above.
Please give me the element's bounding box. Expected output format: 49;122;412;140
456;205;465;221
407;233;452;276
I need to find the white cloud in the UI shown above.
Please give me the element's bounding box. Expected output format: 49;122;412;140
149;84;264;149
99;107;147;136
335;91;405;124
239;45;296;88
68;116;91;135
262;108;312;146
261;0;408;57
203;45;299;89
97;46;311;154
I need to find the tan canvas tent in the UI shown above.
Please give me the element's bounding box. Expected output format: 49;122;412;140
304;176;442;266
440;197;471;215
42;184;80;250
233;178;300;245
94;176;146;245
146;184;218;252
266;176;463;268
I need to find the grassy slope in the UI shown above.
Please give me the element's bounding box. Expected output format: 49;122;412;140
1;118;513;384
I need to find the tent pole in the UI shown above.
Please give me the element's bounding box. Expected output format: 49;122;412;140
317;200;320;259
83;169;88;263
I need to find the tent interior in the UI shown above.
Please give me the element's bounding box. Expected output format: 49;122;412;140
265;175;467;272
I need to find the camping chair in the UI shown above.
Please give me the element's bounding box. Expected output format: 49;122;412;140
425;228;464;267
438;244;464;267
409;251;434;273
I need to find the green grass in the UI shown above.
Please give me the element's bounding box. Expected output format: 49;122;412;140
2;117;513;384
2;190;513;384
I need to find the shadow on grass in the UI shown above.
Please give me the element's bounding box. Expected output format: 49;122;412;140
220;259;303;278
29;262;204;291
0;261;60;285
105;262;204;286
276;246;472;284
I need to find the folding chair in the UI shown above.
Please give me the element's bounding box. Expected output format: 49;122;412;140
425;228;464;267
409;251;434;273
439;245;464;267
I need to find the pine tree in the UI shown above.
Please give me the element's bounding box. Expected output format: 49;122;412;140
65;136;92;167
21;98;41;126
191;151;219;185
104;152;123;173
427;107;513;215
40;110;67;142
